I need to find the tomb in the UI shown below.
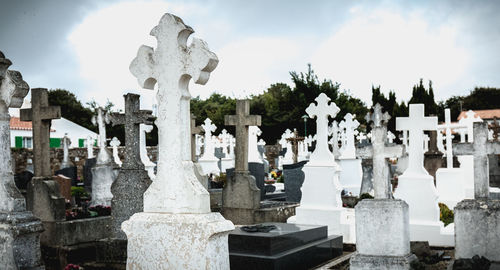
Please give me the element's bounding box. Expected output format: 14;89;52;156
338;113;363;196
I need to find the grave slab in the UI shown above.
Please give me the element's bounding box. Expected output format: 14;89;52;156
283;161;308;203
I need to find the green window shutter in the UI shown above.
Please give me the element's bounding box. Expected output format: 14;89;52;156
94;140;97;147
79;138;85;148
15;136;23;148
50;138;61;148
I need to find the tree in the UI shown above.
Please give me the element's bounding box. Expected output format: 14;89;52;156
48;89;96;132
408;79;438;116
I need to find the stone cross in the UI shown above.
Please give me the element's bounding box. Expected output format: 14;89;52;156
248;126;263;163
459;110;482;142
129;13;218;213
357;132;367;143
225;100;261;172
109;93;154;170
0;50;30;212
286;129;305;164
387;131;395;144
60;133;73;168
454;122;500;199
200;118;217;160
359;104;404;198
139;124;156;180
190;114;202;161
396;104;437;177
437;108;466;168
228;136;236;159
329;120;341;157
399;130;408;149
339;113;360;159
305;93;340;165
457;127;467;143
20;88;61;177
86;135;95;159
220;129;230;156
110;137;122;166
92;107;112;165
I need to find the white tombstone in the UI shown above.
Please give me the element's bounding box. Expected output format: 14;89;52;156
281;129;294;165
458;110;483;199
122;13;233;269
328;120;341;158
287;93;355;243
338;113;362;196
248;126;263;163
423;133;430;152
219;129;234;173
110;137;122;167
386;130;395;144
198;118;220;175
394;104;453;246
60;133;73;169
436;109;468;209
140;124;156;180
257;138;267;161
86;135;95;159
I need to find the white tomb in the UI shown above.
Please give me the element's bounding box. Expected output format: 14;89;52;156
198;118;220;175
394;104;454;246
287;93;355;243
338;113;362;196
122;13;234;269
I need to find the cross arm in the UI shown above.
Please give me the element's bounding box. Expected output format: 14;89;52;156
356;145;373;159
384;144;405;158
487;141;500;155
19;108;32;121
137;110;155;125
453;143;474;156
224;115;261;126
40;106;61;120
108;113;126;126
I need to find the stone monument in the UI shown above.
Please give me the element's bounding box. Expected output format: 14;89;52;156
60;133;73;169
110;137;122;167
394;104;453;246
139;124;156;180
108;93;154;239
56;133;78;184
121;13;234;269
84;135;96;192
351;103;416;270
338;113;363;196
0;50;44;269
198;118;220;175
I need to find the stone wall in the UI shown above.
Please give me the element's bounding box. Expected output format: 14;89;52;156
12;147;159;180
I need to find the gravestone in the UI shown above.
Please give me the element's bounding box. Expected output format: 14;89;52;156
423;130;443;180
394;104;453;246
283;160;308;202
328;120;341;157
281;129;294;165
338;113;363;196
0;50;44;269
139;124;156;180
53;174;72;201
286;129;304;164
90;107;118;206
219;128;235;172
351;103;416;269
453;122;500;262
198;118;220;175
121;13;234;269
288;93;355;243
108;93;154;239
110;137;122;167
56;134;78;184
257;138;270;173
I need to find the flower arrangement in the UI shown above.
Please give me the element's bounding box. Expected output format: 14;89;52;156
64;264;82;270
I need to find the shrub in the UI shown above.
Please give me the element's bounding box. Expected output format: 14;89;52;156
439;203;454;226
71;186;88;198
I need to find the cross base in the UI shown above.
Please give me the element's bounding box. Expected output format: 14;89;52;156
350;253;417;270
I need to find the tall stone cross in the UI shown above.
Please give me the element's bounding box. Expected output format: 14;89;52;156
0;50;31;211
190;114;202;161
129;13;217;213
305;93;340;166
454;122;500;199
61;134;73;168
460;110;482;142
396;104;437;177
92;107;112;165
339;113;360;159
200;118;217;160
20;88;61;177
109;93;154;170
358;103;404;199
437;108;466;168
110;137;122;166
225;99;261;173
220;129;230;156
286;129;305;163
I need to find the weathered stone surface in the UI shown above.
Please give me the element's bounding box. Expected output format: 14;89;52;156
223;171;260;210
350;253;417;270
91;165;118;206
359;158;373;195
53;174;72;201
283;160;308;203
454;199;500;261
27;177;65;222
41;216;111;246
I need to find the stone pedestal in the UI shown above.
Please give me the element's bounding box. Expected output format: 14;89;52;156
287;165;355;243
394;174;454;246
458;155;475;198
455;199;500;261
350;199;417;270
111;169;152;239
436;168;466;209
91;165;118;206
338;158;362;196
222;172;260;224
26;177;65;222
122;212;234;269
0;211;45;269
198;158;220;175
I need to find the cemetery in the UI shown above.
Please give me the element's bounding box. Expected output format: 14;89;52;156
1;4;500;270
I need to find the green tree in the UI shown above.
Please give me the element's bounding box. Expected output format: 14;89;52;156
408;79;438;116
48;89;95;132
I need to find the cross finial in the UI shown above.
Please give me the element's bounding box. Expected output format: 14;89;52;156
366;103;391;128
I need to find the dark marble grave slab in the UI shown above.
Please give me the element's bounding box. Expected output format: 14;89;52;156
283;161;308;203
14;170;34;190
56;166;78;186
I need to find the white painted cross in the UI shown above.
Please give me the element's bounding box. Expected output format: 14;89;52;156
91;108;112;165
60;133;73;169
459;110;482;142
423;134;430;152
129;13;217;213
339;113;360;159
305;93;340;166
396;104;437;177
219;129;230;156
437;108;467;168
199;118;217;160
110;137;122;166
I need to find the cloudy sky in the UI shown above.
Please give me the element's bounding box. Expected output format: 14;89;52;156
1;0;500;110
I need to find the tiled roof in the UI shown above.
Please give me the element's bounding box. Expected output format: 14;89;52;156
457;109;500;120
10;116;32;130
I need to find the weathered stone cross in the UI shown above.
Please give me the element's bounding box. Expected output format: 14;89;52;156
129;13;218;213
358;104;404;198
92;107;111;165
286;129;304;163
109;93;154;170
190;114;202;161
305;93;340;165
61;134;73;168
339;113;360;159
437;108;466;168
225;99;261;172
20;88;61;177
200;118;217;160
453;122;500;199
396;104;437;177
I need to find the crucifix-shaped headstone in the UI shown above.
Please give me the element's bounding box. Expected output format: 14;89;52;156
110;137;122;166
200;118;217;160
92;107;112;165
20;88;61;177
190;114;202;161
86;135;95;159
396;104;437;177
387;131;396;144
286;129;305;164
305;93;340;165
129;13;218;213
437;108;466;168
358;104;404;198
60;133;73;168
339;113;360;159
459;110;482;142
248;126;263;163
454;122;500;199
109;93;154;170
225;100;261;172
220;129;230;156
